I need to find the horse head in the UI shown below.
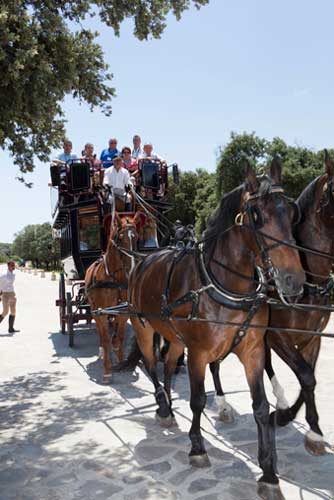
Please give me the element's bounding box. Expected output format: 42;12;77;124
295;150;334;279
134;211;159;249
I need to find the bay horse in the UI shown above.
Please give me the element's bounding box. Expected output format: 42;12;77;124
265;151;334;454
128;160;305;485
211;152;334;455
85;212;139;382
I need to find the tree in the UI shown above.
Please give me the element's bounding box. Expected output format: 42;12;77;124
12;223;59;269
166;168;218;236
193;169;217;235
1;0;208;185
217;132;268;197
217;132;332;199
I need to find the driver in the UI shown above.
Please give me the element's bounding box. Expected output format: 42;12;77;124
103;155;132;211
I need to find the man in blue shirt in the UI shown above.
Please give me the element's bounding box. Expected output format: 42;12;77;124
100;138;120;168
57;140;77;162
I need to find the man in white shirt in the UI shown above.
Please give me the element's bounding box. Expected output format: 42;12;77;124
0;261;19;333
103;156;132;211
141;142;161;160
132;135;143;159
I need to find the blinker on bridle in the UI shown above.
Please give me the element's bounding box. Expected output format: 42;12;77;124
234;185;299;301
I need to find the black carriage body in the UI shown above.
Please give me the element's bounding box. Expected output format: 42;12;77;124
51;159;106;280
53;200;105;280
137;158;171;209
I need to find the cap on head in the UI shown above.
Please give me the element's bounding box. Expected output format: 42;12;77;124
113;155;122;164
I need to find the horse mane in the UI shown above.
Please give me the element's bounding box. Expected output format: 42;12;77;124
203;175;273;257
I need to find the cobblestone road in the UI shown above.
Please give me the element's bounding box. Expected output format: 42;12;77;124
0;270;333;499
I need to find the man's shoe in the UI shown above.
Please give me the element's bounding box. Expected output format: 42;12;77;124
0;314;3;324
8;315;19;333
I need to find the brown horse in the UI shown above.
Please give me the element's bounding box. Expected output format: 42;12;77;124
211;152;334;455
265;152;334;454
127;160;305;485
85;213;139;382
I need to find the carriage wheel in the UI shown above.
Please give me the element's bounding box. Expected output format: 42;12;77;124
59;273;66;334
66;291;74;348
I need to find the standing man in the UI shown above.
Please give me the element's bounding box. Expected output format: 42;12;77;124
0;261;19;333
57;140;77;162
132;135;142;159
100;138;120;168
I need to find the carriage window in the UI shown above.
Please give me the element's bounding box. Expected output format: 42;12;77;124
141;162;159;189
78;214;100;251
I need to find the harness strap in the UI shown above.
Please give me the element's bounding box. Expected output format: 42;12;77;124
218;295;266;362
303;277;334;297
86;280;128;295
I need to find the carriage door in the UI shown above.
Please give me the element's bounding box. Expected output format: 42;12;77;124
77;208;101;252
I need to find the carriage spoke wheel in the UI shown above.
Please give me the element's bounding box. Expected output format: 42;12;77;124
59;273;66;334
66;291;74;348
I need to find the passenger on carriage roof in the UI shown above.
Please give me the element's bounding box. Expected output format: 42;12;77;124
103;156;132;211
141;142;161;160
121;147;138;176
83;143;101;170
100;138;120;168
57;140;77;162
132;134;142;159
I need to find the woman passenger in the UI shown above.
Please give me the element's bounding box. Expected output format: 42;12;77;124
121;147;138;177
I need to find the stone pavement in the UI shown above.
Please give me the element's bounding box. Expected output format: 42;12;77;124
0;270;333;500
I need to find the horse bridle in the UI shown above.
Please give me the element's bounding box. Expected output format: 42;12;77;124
235;186;300;297
109;222;139;276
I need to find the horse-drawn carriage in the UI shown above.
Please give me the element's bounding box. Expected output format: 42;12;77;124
50;156;179;347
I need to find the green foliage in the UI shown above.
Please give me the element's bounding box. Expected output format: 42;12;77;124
0;0;208;184
217;132;331;199
12;223;60;269
0;242;12;257
193;169;217;234
217;132;268;196
0;242;13;263
167;168;218;235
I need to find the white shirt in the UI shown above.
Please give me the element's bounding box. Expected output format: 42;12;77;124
0;270;15;293
132;147;142;159
141;153;162;160
103;166;131;191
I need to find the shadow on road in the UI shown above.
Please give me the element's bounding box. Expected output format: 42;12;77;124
0;369;333;500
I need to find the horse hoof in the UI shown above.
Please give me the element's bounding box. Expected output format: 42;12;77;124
274;409;292;427
305;432;326;456
189;453;211;468
102;374;112;384
257;481;283;500
155;412;175;428
218;407;235;424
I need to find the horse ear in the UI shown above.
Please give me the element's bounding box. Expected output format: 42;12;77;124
324;149;333;177
270;157;282;185
314;173;329;206
133;211;141;224
115;213;122;228
244;160;259;193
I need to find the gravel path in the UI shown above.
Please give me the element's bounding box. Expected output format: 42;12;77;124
0;269;333;500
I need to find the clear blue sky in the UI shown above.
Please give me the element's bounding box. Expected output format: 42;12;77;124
2;0;334;242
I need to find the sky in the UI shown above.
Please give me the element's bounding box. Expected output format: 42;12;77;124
2;0;334;242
